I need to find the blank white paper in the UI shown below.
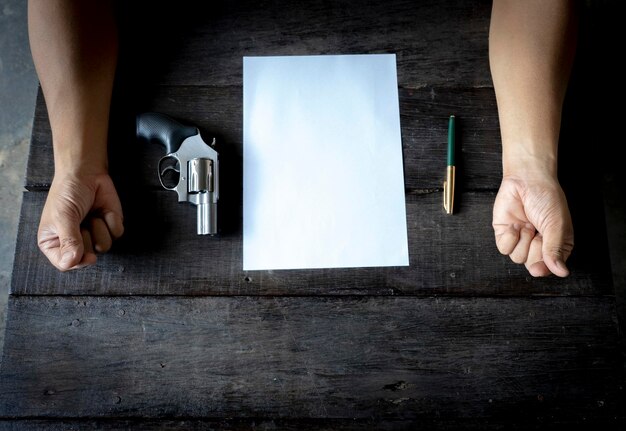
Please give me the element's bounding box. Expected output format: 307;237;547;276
243;54;409;270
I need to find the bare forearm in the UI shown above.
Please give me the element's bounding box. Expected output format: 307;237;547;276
489;0;578;177
28;0;118;174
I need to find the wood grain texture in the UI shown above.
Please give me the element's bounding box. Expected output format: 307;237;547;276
22;0;498;191
25;85;502;191
113;0;492;88
6;1;622;428
26;80;605;194
10;190;612;297
0;296;623;423
1;418;623;431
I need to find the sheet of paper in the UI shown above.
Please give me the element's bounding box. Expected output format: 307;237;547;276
243;54;409;270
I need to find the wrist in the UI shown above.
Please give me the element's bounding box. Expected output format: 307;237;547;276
54;151;108;178
49;107;111;177
51;130;109;177
502;144;558;180
54;157;108;178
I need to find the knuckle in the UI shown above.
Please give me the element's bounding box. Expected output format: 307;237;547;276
60;237;81;250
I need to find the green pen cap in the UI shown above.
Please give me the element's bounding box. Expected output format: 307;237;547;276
447;115;455;166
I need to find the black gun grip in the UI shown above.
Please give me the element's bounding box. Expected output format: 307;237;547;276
136;112;197;154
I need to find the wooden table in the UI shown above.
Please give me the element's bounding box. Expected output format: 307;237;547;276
1;1;624;428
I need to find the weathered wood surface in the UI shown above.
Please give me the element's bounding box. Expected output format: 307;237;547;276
0;296;623;423
113;0;492;89
4;0;623;428
23;0;611;194
25;85;502;191
2;419;621;431
24;0;617;192
10;189;612;297
24;81;603;198
23;0;498;191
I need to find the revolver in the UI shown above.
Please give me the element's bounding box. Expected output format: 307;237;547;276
136;112;219;235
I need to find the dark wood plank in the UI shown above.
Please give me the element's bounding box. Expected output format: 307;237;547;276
25;85;502;191
1;418;622;431
24;77;605;196
26;0;606;193
11;189;612;296
114;0;492;88
24;89;53;190
0;296;623;423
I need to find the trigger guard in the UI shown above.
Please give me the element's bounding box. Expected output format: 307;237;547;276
157;155;181;190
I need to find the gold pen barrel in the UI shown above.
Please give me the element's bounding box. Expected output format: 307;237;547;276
443;165;455;214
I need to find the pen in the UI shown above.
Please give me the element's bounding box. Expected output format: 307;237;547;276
443;115;455;214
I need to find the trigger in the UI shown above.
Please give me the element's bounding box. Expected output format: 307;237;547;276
160;165;180;177
158;157;181;189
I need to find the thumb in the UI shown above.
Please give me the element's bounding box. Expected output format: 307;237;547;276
56;218;85;271
541;221;574;278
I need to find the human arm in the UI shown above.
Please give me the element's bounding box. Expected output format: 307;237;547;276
28;0;123;271
489;0;578;277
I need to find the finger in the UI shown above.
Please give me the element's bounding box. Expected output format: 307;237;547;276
103;210;124;239
542;223;573;278
509;223;535;264
89;217;113;253
494;223;520;255
38;224;65;271
71;228;97;270
35;179;79;271
48;215;85;271
37;225;61;252
525;234;551;277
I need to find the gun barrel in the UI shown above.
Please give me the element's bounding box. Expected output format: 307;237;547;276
197;199;218;235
